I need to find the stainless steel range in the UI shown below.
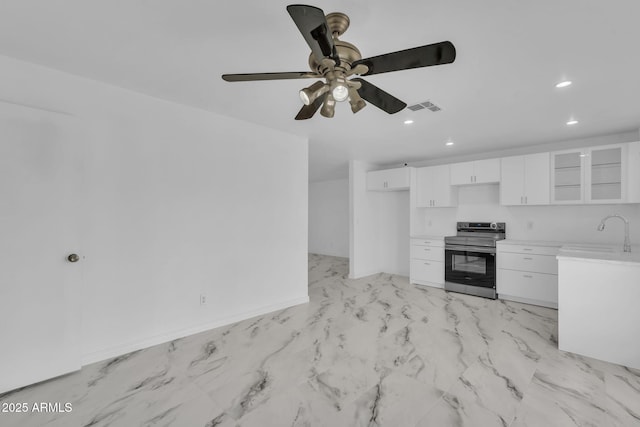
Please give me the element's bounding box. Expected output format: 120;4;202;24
444;222;506;299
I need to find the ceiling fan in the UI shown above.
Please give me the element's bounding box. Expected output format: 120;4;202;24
222;4;456;120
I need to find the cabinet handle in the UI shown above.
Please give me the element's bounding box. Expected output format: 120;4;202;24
525;196;528;204
523;274;533;278
423;248;431;251
423;241;431;245
424;262;431;265
522;248;533;251
523;257;533;260
432;200;436;207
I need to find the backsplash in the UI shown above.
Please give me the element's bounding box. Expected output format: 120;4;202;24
413;184;640;245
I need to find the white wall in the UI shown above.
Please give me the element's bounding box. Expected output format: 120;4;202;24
0;55;308;364
309;179;349;257
412;184;640;246
349;161;409;278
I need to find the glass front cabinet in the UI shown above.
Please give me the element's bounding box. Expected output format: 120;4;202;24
551;144;627;204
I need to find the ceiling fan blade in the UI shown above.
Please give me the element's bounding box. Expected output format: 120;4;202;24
222;72;319;82
295;96;324;120
353;41;456;76
351;78;406;114
287;5;338;63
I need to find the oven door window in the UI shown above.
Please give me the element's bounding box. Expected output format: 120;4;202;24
445;249;496;288
451;253;487;275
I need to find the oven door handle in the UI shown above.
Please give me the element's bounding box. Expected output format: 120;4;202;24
445;245;496;254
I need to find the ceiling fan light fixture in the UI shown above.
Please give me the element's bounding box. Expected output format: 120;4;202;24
331;78;349;102
299;81;327;105
320;93;336;118
348;86;366;113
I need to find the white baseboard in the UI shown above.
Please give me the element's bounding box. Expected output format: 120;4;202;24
309;251;348;259
411;279;444;289
499;294;558;309
348;269;381;279
81;295;310;366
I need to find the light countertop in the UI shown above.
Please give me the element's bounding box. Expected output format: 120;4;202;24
410;235;446;240
557;245;640;266
497;239;639;265
498;239;565;247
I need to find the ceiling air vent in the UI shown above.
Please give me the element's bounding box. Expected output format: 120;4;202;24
407;100;442;112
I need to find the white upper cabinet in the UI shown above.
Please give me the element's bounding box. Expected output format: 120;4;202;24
551;144;627;204
415;165;457;207
500;153;550;206
628;141;640;203
551;149;584;203
587;145;626;204
367;167;410;191
450;158;500;185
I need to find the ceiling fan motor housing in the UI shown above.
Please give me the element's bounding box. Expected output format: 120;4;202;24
309;39;362;74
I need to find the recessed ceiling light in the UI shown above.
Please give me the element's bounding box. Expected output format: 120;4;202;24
446;141;454;146
555;80;572;88
566;119;579;125
404;119;414;125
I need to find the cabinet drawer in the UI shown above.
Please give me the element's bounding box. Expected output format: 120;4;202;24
498;244;560;256
410;238;444;248
497;252;558;275
497;269;558;304
410;244;444;262
410;259;444;285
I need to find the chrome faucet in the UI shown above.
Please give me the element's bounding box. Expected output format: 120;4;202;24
597;214;631;252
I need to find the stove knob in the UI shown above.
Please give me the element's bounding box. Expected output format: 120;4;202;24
490;222;497;229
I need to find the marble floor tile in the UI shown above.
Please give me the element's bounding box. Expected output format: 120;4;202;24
1;253;638;426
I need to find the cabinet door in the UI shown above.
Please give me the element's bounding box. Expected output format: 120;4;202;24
586;145;625;203
432;164;456;207
410;259;444;285
450;161;474;185
366;169;388;190
415;167;435;207
500;156;525;205
524;152;550;205
367;168;410;191
497;269;558;306
385;167;410;190
628;141;640;203
474;158;501;183
551;150;584;203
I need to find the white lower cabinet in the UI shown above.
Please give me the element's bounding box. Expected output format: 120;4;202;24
497;242;561;308
410;237;444;288
497;270;558;306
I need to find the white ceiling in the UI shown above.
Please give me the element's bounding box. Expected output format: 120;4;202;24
0;1;639;181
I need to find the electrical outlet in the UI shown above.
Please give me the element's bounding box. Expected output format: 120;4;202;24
200;294;207;305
